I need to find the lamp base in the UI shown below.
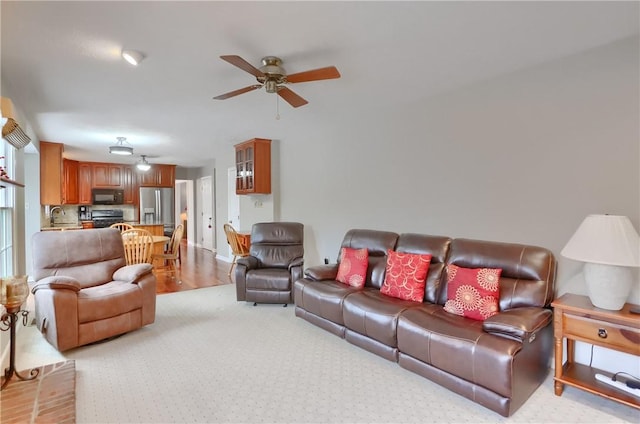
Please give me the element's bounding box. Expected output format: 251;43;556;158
583;262;633;311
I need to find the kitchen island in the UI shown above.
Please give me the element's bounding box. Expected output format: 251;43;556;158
128;223;164;236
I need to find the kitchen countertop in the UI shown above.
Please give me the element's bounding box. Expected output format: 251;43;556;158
41;224;83;231
128;222;164;226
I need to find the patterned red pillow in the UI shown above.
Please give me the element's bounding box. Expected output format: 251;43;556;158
443;264;502;321
380;250;432;302
336;247;369;288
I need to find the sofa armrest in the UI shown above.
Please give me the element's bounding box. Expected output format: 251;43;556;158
113;263;154;283
304;264;339;281
482;307;552;343
236;256;259;270
31;276;81;293
288;257;304;271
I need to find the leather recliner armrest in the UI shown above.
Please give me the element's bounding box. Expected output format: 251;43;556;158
31;276;81;293
304;264;339;281
237;256;259;270
482;307;552;343
113;263;154;283
288;257;304;270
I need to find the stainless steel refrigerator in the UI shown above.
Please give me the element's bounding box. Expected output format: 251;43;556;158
139;187;175;236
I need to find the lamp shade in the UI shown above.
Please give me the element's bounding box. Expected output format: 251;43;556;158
561;214;640;267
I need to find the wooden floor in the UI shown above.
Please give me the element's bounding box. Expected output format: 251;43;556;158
153;239;233;294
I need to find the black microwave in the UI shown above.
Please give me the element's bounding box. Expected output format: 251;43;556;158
92;188;124;205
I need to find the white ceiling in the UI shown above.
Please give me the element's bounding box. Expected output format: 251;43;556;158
1;1;638;167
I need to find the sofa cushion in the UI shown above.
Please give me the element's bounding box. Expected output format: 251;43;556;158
78;281;142;323
443;265;501;321
397;307;522;398
336;247;368;288
380;250;431;302
343;290;423;347
293;279;360;325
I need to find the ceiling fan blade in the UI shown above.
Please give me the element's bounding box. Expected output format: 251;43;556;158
286;66;341;83
277;87;308;108
220;55;265;78
213;85;262;100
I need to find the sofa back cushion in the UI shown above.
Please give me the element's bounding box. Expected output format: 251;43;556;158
339;229;399;289
249;222;304;268
438;238;556;309
31;228;127;289
395;233;452;303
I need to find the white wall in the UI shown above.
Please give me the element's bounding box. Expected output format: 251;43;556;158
215;37;639;374
280;36;639;296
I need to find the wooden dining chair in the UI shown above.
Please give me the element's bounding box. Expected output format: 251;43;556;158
110;222;134;232
224;223;250;277
121;228;154;265
151;224;184;277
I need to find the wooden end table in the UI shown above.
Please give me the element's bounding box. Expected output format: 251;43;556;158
551;293;640;409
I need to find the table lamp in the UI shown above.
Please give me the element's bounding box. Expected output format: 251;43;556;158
561;214;640;310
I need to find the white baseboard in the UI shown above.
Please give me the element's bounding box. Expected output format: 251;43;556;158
216;254;233;263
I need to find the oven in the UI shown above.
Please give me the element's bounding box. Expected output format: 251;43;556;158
92;209;125;228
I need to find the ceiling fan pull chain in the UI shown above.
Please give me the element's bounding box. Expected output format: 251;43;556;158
276;91;281;120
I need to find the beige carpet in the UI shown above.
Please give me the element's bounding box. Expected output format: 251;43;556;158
14;284;640;423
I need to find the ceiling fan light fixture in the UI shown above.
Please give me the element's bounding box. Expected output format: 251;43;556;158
265;79;278;93
136;155;151;171
122;49;145;66
109;136;134;155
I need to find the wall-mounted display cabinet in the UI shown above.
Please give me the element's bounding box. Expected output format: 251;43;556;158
234;138;271;195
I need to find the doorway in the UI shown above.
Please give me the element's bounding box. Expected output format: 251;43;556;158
175;180;194;244
196;175;215;252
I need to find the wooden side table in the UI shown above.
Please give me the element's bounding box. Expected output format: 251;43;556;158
551;293;640;409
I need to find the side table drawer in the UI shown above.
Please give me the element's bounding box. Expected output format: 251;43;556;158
565;314;640;355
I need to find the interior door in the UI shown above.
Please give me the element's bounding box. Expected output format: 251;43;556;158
198;176;214;251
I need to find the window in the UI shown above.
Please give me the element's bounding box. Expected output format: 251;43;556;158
0;142;16;276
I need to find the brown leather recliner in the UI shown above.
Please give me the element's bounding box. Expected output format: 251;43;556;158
235;222;304;305
31;228;157;351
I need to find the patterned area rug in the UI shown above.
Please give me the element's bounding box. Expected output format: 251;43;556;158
1;360;75;424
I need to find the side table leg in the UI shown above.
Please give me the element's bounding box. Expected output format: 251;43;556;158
554;336;564;396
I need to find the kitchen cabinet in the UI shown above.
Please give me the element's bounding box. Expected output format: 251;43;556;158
92;163;123;188
234;138;271;194
122;166;137;205
62;159;79;205
78;163;92;205
139;164;176;188
40;141;64;205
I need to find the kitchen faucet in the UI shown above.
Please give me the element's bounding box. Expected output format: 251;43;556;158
49;205;65;226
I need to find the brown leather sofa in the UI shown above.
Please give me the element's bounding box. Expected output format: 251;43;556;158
235;222;304;305
294;229;556;417
31;228;157;351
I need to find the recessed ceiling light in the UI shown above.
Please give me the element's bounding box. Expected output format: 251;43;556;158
109;136;133;155
122;49;145;66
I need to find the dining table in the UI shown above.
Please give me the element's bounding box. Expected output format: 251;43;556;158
122;234;170;269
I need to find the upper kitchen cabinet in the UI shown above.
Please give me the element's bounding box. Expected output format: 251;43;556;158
234;138;271;194
139;164;176;188
92;163;123;188
40;141;64;205
78;163;92;205
122;165;138;205
62;159;79;205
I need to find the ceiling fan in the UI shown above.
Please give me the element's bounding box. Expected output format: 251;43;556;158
213;55;340;108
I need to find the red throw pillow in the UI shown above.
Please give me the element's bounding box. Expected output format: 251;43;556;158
336;247;369;288
443;264;502;321
380;250;432;302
